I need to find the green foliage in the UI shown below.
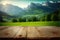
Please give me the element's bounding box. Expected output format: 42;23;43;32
41;10;60;21
0;16;6;22
19;18;23;22
0;16;3;22
22;18;26;22
1;8;60;22
12;19;18;22
19;17;26;22
32;16;39;21
20;15;40;22
28;19;32;22
46;14;51;21
52;10;60;21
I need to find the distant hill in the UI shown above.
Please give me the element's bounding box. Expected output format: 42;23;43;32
28;1;60;13
0;4;24;16
0;11;9;22
0;11;9;16
0;11;17;22
21;1;60;18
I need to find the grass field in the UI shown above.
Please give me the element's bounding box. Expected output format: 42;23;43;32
0;21;60;26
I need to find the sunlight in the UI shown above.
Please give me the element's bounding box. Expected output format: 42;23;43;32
18;4;29;8
1;1;9;5
1;1;29;8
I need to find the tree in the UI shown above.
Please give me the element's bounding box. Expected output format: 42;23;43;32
32;16;39;21
28;18;32;22
58;10;60;21
52;10;59;21
0;16;3;22
22;18;26;22
19;18;23;22
46;14;51;21
19;17;27;22
12;19;18;22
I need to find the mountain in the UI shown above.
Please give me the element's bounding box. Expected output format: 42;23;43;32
0;1;60;22
21;1;60;17
0;11;9;22
0;4;24;16
28;1;60;13
0;11;9;16
0;1;60;18
0;11;17;22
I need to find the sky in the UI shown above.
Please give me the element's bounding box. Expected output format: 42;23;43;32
0;0;60;8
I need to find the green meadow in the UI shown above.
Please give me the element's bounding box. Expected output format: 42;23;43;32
0;21;60;26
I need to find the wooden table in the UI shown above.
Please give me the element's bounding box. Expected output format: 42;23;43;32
0;26;60;39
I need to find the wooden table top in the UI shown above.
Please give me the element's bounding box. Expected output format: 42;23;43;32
0;26;60;39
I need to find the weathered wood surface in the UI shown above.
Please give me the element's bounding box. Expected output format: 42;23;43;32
0;26;60;38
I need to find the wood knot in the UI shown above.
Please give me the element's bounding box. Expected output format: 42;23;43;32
52;31;58;35
19;35;22;37
5;32;9;35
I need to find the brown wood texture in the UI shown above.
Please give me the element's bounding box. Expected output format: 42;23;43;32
0;26;60;38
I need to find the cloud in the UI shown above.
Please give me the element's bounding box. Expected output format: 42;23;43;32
49;1;54;3
0;0;42;1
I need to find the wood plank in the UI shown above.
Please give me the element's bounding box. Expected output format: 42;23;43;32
0;26;20;38
27;27;40;38
36;27;60;37
0;26;8;30
0;26;60;38
15;27;27;38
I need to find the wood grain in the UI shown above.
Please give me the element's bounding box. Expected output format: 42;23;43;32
0;26;60;38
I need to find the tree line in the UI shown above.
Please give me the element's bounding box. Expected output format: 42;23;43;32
12;10;60;22
0;10;60;22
